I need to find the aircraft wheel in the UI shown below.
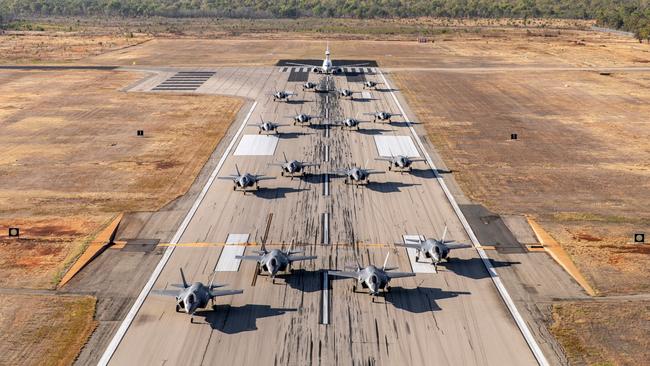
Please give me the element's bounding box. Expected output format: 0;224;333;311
190;317;194;324
233;186;236;191
388;166;392;171
415;256;419;262
386;286;392;293
175;304;180;313
258;131;261;134
281;171;284;176
352;284;357;293
272;278;275;284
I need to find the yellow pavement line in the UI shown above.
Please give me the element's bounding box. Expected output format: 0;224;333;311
527;217;597;296
59;213;123;288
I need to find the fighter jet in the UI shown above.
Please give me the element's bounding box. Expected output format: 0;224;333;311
152;268;243;322
333;165;383;185
287;112;321;126
236;243;317;283
250;116;286;134
269;152;319;179
302;81;317;90
335;88;360;100
362;80;383;89
270;90;296;102
286;43;367;74
376;155;426;173
395;226;472;272
218;164;274;193
328;253;415;299
330;117;366;130
365;111;402;123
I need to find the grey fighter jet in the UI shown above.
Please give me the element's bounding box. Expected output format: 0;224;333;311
236;243;317;283
395;226;472;271
218;164;274;193
302;81;317;90
362;80;383;89
364;111;402;123
152;268;243;322
270;90;296;102
376;155;426;173
287;112;321;126
250;116;286;134
333;165;383;185
328;253;415;299
335;88;360;99
330;117;366;130
269;152;319;179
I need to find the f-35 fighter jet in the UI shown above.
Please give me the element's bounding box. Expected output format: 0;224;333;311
328;253;415;299
395;226;472;272
376;155;426;172
269;152;319;179
152;268;243;322
218;164;274;193
365;111;402;123
237;243;317;283
333;166;383;185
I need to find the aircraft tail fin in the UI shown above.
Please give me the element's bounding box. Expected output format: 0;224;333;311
283;152;288;163
180;268;188;288
235;164;241;177
441;225;448;243
382;253;390;271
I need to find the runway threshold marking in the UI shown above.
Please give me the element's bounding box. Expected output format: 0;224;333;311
378;70;549;366
98;101;259;366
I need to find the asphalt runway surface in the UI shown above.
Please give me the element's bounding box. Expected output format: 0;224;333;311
99;65;539;365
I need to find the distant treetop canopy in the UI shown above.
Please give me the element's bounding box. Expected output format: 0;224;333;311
1;0;649;38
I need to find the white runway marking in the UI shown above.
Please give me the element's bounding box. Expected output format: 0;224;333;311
361;91;372;100
97;101;258;366
402;235;437;273
215;234;249;271
379;70;549;366
321;272;329;325
374;135;421;157
233;135;279;156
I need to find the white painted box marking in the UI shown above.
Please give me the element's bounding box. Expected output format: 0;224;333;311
234;135;279;156
374;136;421;157
215;234;249;272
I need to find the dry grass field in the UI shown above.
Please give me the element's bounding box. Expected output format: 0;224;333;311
0;294;97;366
0;69;242;289
550;301;650;366
393;69;650;296
82;29;650;68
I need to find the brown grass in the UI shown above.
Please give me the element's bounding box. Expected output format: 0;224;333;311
393;68;650;295
0;69;243;288
0;294;97;366
550;301;650;366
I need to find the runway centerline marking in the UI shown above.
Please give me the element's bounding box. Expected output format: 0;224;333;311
98;101;258;366
321;271;330;325
378;70;549;366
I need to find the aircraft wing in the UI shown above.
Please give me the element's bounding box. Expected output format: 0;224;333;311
446;243;473;250
375;157;393;162
365;169;385;175
343;62;369;68
385;271;416;279
217;175;239;180
394;242;422;250
409;157;427;162
301;162;320;167
289;255;317;262
150;289;179;297
286;62;317;68
268;163;285;167
210;289;244;298
254;176;276;181
328;270;359;279
235;255;264;261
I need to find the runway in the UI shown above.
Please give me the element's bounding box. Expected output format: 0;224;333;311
99;66;539;365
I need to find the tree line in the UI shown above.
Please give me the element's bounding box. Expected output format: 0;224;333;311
1;0;649;40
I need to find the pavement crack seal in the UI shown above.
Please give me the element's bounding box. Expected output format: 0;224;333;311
378;70;550;366
97;101;258;366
